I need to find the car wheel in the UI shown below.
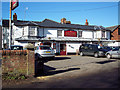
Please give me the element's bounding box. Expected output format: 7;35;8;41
52;57;55;60
107;54;111;59
94;53;99;58
80;52;84;56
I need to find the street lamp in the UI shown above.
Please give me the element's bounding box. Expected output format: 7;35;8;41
24;7;28;21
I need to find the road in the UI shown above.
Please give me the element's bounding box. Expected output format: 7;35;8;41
2;55;120;88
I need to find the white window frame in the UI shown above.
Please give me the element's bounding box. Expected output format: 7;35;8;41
78;30;82;37
57;30;62;37
102;31;105;38
29;26;35;36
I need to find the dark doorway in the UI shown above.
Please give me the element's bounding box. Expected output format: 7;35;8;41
60;44;66;55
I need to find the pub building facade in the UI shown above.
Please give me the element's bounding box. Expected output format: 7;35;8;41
2;14;113;55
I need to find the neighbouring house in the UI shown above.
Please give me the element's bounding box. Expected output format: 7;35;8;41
106;25;120;46
2;13;114;55
0;25;2;50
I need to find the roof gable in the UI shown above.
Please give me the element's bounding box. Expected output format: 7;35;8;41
106;25;119;32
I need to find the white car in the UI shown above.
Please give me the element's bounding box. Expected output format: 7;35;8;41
106;47;120;59
35;45;55;60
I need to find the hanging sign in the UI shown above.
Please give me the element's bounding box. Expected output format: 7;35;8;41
11;0;19;10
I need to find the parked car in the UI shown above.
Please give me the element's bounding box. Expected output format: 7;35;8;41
10;45;23;50
106;47;120;59
79;44;110;58
3;45;23;50
35;45;55;60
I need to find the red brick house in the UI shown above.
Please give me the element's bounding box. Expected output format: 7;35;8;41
107;25;120;41
107;25;120;46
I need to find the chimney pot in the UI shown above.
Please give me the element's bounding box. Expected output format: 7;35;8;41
61;18;66;24
13;13;17;21
66;21;71;24
85;19;89;25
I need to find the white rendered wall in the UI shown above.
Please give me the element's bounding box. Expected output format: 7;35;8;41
108;42;120;47
23;26;28;36
13;26;23;38
66;43;82;53
44;28;57;37
96;31;101;38
14;41;28;47
82;31;93;38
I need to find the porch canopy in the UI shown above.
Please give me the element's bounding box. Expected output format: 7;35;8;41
16;36;115;42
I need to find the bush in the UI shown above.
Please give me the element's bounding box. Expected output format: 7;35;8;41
2;73;27;80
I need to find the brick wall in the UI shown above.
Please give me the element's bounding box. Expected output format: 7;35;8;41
1;50;35;77
111;27;120;41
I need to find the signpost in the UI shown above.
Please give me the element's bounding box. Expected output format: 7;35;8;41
9;0;19;48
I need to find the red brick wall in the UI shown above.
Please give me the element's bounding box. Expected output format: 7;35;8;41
1;50;35;76
111;27;120;41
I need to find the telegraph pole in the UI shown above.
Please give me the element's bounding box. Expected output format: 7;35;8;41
9;0;12;48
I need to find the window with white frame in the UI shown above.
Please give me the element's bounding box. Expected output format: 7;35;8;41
29;26;35;36
57;30;62;37
102;31;105;38
78;31;82;37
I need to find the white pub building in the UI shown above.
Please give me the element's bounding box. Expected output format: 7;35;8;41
2;14;112;55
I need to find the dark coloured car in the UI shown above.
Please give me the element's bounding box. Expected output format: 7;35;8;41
10;45;23;50
79;44;110;58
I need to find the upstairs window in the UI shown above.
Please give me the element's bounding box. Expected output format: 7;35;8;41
118;28;120;35
78;31;82;37
102;31;105;38
29;26;35;36
57;30;62;37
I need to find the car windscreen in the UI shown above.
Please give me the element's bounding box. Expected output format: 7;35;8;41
11;46;23;50
112;47;120;51
102;46;112;51
40;46;51;50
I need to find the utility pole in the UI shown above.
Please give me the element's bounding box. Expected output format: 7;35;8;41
9;0;12;48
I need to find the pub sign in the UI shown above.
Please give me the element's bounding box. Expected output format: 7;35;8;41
11;0;19;10
64;30;77;37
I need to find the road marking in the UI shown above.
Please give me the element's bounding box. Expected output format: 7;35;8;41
37;76;51;80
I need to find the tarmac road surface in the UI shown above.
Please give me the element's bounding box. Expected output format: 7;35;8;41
2;55;120;88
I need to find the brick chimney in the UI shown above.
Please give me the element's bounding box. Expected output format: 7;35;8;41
13;13;17;21
61;18;66;24
66;21;71;24
85;19;89;25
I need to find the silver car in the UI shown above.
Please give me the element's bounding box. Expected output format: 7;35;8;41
35;45;55;60
106;47;120;59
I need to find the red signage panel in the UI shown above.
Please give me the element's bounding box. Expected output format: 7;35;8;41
11;0;19;10
64;30;77;37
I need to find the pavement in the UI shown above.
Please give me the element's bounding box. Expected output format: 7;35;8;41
2;55;120;88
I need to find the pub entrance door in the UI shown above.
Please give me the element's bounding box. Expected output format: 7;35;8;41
60;44;66;55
